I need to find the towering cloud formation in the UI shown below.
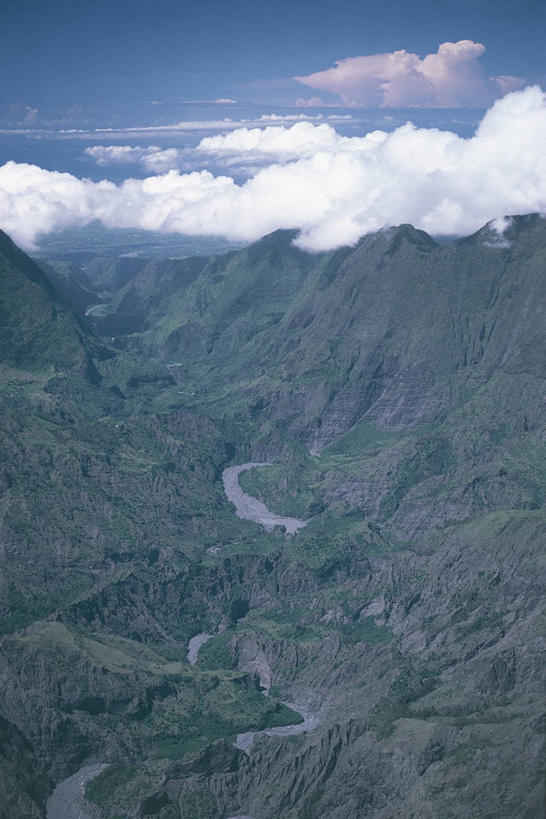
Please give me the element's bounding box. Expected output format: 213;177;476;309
295;41;523;107
0;86;544;251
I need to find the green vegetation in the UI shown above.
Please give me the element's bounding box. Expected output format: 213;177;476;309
85;764;139;806
0;217;544;819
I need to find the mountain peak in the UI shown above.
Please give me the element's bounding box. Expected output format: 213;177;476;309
461;212;545;247
253;228;301;247
384;223;437;247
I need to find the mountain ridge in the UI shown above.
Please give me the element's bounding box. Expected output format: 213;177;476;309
82;213;546;448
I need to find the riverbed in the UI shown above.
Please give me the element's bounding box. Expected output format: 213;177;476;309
46;763;109;819
187;632;214;664
235;702;319;753
48;466;309;816
222;463;307;534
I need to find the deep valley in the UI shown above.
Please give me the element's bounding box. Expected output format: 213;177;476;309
0;215;544;819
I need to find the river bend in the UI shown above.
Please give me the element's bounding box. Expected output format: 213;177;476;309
222;463;307;534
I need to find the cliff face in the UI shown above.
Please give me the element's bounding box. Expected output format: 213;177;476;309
0;219;544;818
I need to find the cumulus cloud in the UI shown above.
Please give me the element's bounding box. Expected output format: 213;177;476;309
194;122;362;165
0;86;545;252
295;40;524;107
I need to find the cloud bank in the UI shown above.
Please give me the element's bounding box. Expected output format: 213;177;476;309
0;86;545;252
63;112;352;140
84;122;358;173
295;40;524;107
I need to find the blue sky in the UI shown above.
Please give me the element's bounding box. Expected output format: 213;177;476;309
2;0;545;125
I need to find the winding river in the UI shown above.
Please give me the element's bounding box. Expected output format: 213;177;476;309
186;631;318;753
187;632;214;664
235;702;319;753
222;463;308;534
48;464;311;816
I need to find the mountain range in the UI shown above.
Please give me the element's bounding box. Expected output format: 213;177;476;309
0;215;544;818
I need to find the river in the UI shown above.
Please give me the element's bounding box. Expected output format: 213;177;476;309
222;463;307;534
46;763;108;819
48;465;310;816
235;702;319;753
187;632;214;664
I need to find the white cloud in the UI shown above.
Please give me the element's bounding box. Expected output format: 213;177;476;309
295;40;524;108
84;145;180;173
194;121;364;165
0;86;545;252
483;215;514;248
60;112;351;140
295;96;326;107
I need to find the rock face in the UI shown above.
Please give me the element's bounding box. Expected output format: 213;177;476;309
0;218;544;818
